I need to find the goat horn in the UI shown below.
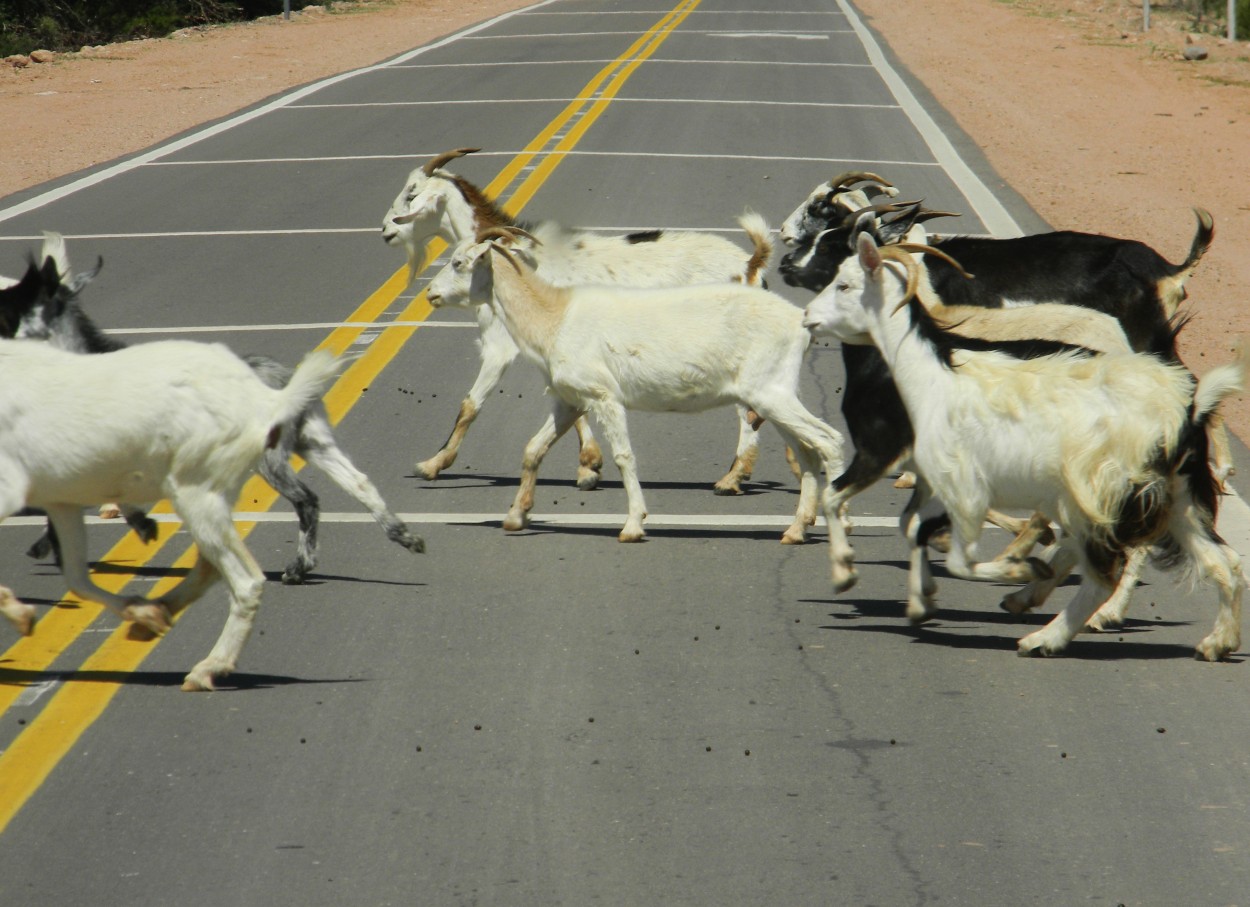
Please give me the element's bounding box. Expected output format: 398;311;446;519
422;147;481;176
475;224;539;246
876;245;922;314
830;171;896;192
894;242;974;280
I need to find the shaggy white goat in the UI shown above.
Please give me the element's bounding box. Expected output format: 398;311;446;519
802;231;1246;659
0;262;340;690
426;227;846;551
381;147;773;494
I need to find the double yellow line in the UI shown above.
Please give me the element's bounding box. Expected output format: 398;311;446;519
0;0;700;833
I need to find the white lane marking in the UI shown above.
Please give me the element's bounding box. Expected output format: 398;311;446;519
835;0;1023;239
0;512;899;529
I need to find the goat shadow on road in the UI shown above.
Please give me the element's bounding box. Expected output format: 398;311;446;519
477;522;808;544
413;471;797;496
809;598;1214;661
48;561;427;589
0;667;368;690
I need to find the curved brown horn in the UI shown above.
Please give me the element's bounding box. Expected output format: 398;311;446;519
830;171;896;192
474;224;540;246
894;242;974;280
422;147;481;177
845;200;924;222
877;245;922;313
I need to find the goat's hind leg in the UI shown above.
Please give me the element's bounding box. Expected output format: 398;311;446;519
1084;546;1147;632
258;451;321;585
172;485;267;691
1017;573;1110;657
298;411;426;556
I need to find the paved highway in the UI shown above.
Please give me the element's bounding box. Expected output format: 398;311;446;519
0;1;1247;904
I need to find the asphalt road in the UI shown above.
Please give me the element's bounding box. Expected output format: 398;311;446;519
0;1;1247;905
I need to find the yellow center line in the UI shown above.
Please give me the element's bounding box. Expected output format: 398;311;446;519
0;0;698;834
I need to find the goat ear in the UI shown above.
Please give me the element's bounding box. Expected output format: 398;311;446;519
857;230;883;274
66;256;103;296
392;194;442;225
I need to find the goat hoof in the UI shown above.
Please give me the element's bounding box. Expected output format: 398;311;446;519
712;481;743;496
403;535;427;554
123;601;172;636
1194;634;1237;662
502;512;529;532
893;472;917;489
412;459;443;480
98;503;123;520
1017;631;1066;657
1084;613;1122;633
134;518;159;544
281;570;307;586
831;571;858;594
780;530;807;545
1025;556;1054;581
999;592;1035;616
618;530;646;543
576;469;601;491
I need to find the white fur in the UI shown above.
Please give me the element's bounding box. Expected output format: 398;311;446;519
803;232;1246;659
381;151;771;494
0;339;340;690
426;232;847;550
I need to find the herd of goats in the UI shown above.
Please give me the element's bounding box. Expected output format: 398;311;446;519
0;147;1243;690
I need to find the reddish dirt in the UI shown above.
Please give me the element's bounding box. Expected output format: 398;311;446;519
3;0;1249;437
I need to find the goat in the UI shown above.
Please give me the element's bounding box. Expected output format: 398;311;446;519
381;147;774;495
778;170;899;248
0;233;425;584
426;226;848;552
802;230;1246;660
0;257;343;689
782;201;1218;600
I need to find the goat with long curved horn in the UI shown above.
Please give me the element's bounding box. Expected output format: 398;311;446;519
422;147;482;177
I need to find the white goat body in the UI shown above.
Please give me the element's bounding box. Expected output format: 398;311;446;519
803;232;1245;660
427;230;845;548
382;148;771;493
0;336;340;690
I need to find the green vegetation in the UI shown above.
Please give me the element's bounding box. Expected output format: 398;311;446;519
0;1;290;57
1195;0;1250;39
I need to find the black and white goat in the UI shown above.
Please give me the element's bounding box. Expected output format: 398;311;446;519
802;231;1245;660
0;256;344;690
0;233;425;584
426;226;846;550
381;147;774;495
780;198;1218;604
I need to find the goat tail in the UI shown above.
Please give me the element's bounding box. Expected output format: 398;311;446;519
737;209;774;287
1193;336;1249;422
1178;207;1216;275
270;349;342;429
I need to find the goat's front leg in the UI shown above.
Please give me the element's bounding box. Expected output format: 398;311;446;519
0;586;36;636
588;400;648;542
44;504;171;635
172;485;266;691
988;510;1055;561
713;406;761;495
1000;537;1079;615
901;485;946;622
414;313;517;480
1017;573;1110;657
505;401;583;533
572;416;604;491
1085;546;1148;632
942;508;1053;586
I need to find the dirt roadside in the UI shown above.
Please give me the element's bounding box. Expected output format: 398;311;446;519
2;0;1249;438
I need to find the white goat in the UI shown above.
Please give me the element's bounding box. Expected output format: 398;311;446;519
802;231;1246;660
0;261;341;690
0;233;424;583
381;147;773;494
426;227;846;549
